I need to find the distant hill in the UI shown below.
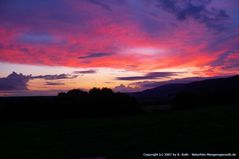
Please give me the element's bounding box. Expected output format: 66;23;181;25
131;83;186;104
131;75;239;108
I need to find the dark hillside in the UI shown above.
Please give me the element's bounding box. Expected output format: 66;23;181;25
132;75;239;108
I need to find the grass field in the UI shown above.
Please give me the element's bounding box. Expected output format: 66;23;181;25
0;104;239;159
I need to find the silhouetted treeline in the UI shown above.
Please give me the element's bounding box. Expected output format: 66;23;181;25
0;88;142;122
57;88;142;115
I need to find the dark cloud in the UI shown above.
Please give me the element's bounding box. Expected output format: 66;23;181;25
46;82;65;86
17;33;60;44
0;72;77;91
0;72;31;90
73;69;97;74
85;0;112;11
33;74;78;80
155;0;229;31
211;48;239;70
78;52;112;59
116;72;180;81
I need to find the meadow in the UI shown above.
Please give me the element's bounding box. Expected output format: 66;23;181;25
0;104;239;159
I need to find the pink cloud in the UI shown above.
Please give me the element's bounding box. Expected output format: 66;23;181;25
0;0;238;76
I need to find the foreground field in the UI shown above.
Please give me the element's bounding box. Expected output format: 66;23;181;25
0;104;239;159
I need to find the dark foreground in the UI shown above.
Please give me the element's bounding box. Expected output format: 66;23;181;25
0;104;239;159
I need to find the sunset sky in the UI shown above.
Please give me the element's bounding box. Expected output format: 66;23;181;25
0;0;239;96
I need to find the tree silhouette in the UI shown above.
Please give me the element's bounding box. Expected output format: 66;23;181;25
58;92;66;97
101;87;114;95
57;87;142;116
66;89;88;97
89;87;101;96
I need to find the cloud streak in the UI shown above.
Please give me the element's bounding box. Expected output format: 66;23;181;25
78;52;113;59
117;72;181;81
73;69;97;74
46;82;65;86
33;74;78;80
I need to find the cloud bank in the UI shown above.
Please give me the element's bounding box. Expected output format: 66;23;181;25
0;0;238;76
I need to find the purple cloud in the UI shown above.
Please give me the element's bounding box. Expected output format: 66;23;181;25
0;72;78;91
85;0;112;11
155;0;229;31
73;69;97;74
33;74;78;80
0;72;77;91
46;82;65;86
78;52;112;59
18;33;56;44
116;72;180;81
0;72;31;90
